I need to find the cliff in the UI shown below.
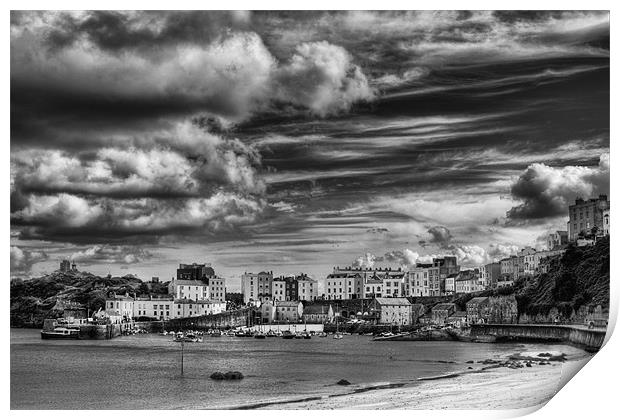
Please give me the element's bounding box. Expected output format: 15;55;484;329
514;236;610;319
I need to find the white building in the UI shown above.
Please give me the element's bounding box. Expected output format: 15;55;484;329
134;297;174;320
383;272;406;297
363;275;383;298
272;278;286;301
106;294;226;321
173;299;226;318
406;268;430;297
169;278;209;301
444;273;457;295
241;272;259;304
297;275;318;301
105;294;134;320
454;269;483;294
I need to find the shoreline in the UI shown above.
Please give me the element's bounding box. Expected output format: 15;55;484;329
255;353;592;410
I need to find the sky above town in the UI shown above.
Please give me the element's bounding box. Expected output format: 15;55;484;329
10;11;610;291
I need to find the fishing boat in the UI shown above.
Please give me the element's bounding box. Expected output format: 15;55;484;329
282;330;294;339
302;331;312;339
41;326;80;340
210;329;222;337
266;330;277;337
318;332;328;338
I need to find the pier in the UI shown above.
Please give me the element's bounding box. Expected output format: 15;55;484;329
470;324;607;351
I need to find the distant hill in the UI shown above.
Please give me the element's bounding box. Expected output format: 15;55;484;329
10;270;169;327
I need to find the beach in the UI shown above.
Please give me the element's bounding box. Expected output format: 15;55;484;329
271;355;592;410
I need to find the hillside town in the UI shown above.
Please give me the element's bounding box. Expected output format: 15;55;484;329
97;194;610;329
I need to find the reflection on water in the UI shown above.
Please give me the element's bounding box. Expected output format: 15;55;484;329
10;328;587;409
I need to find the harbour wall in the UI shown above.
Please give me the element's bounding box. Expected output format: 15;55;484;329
163;309;250;331
470;324;607;351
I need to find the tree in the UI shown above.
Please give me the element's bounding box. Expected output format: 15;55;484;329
137;282;150;296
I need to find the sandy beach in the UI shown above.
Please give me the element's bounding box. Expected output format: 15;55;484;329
267;351;593;410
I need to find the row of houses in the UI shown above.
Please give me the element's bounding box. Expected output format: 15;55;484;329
240;246;567;305
253;295;518;327
241;272;318;304
105;294;227;322
105;263;228;321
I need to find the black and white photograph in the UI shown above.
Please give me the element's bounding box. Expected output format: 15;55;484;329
9;8;612;411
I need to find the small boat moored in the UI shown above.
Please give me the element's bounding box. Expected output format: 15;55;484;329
41;327;80;340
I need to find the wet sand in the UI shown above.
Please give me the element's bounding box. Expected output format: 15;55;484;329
268;355;592;410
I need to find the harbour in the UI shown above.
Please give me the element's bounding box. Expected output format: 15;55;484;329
10;328;592;410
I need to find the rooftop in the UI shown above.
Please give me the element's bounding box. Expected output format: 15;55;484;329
303;305;332;314
467;297;490;305
276;301;302;307
432;303;456;311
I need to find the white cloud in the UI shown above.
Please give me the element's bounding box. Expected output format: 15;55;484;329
507;153;609;220
276;41;374;116
10;246;48;276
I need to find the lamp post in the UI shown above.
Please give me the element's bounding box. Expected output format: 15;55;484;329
180;339;184;376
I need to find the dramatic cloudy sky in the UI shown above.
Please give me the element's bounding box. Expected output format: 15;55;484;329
10;11;609;290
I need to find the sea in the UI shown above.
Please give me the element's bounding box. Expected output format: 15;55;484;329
10;328;589;409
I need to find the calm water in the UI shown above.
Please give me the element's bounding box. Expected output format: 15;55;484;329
10;328;584;409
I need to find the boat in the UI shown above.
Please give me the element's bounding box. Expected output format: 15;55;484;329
41;327;80;340
210;330;222;337
317;332;328;338
333;307;344;339
173;332;202;343
302;331;312;339
294;332;303;339
266;330;277;337
254;332;266;339
282;330;295;339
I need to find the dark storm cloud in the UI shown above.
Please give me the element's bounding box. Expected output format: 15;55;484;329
43;11;251;51
426;226;453;247
9;10;610;264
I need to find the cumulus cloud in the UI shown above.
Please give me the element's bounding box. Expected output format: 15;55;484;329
10;246;48;276
487;243;520;259
447;244;490;268
11;16;373;124
506;153;609;221
70;244;153;265
275;41;374;116
11;126;264;199
352;252;376;269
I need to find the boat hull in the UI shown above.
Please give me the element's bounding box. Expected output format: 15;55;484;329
41;331;79;340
